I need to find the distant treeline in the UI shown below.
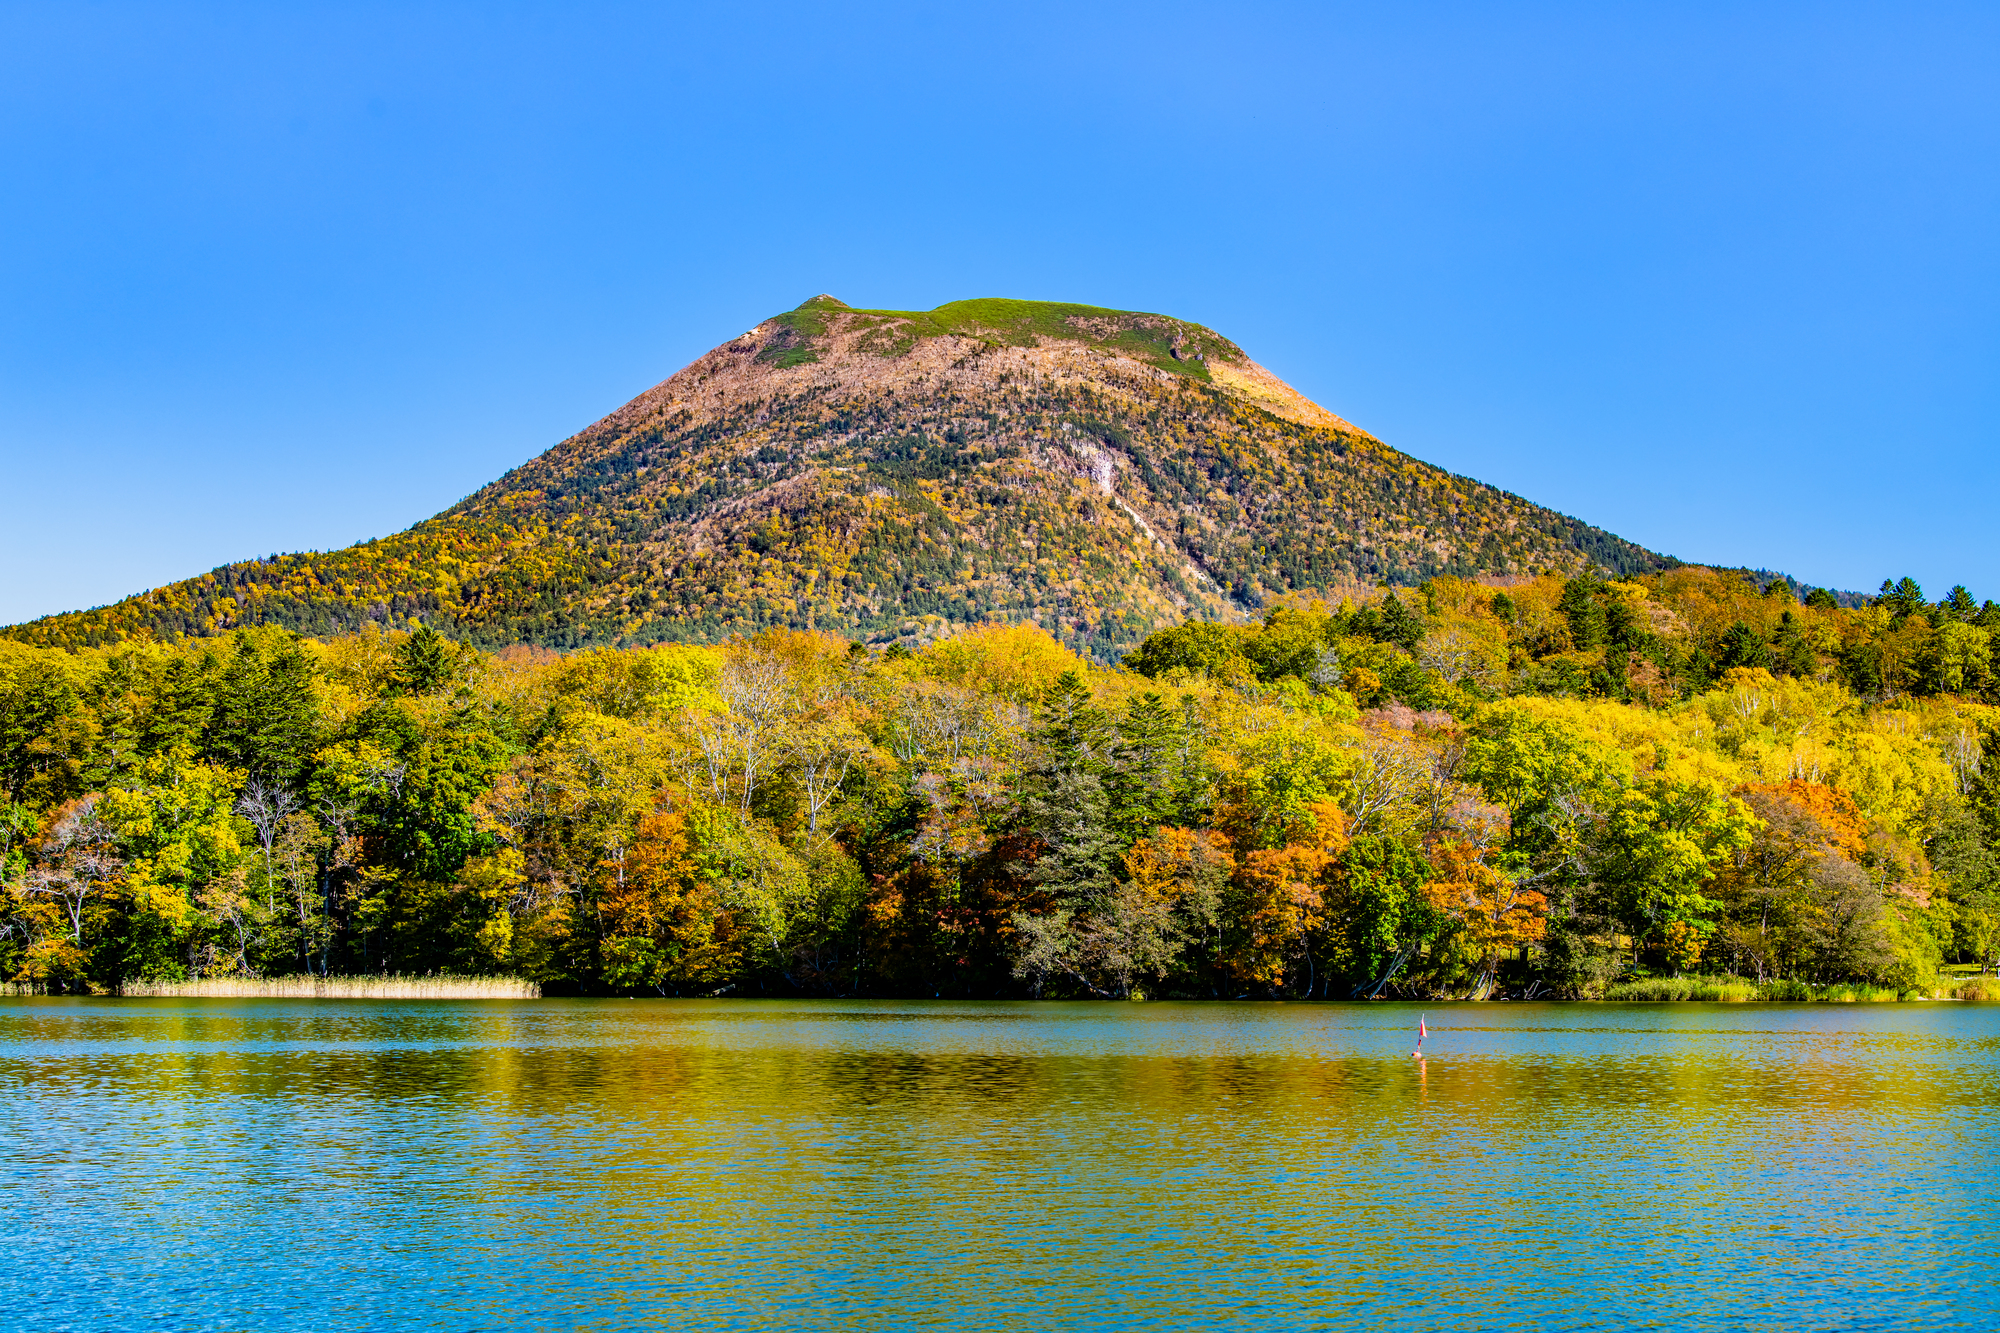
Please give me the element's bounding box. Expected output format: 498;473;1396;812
1;565;1995;998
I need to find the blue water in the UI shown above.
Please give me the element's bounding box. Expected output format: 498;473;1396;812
2;999;1994;1330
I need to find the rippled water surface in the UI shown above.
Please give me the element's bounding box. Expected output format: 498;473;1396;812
3;999;1996;1330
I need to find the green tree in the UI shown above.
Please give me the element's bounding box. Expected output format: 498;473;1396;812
1942;586;1979;622
1586;775;1756;973
1378;592;1425;654
1464;710;1623;992
1923;798;1997;968
1241;607;1331;683
1841;639;1884;697
1034;670;1109;778
1917;621;1992;696
1879;576;1925;623
140;652;218;758
83;654;147;788
1559;578;1607;650
1772;612;1816;678
1011;766;1120;995
209;634;321;786
1333;835;1444;996
338;697;511;897
1604;595;1642;651
390;624;471;696
1717;622;1772;672
96;750;249;982
0;658;86;805
1107;691;1178;843
1123;622;1250;680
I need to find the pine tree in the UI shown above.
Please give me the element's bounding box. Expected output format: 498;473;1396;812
141;652;217;758
1878;577;1925;623
1558;578;1606;650
390;624;468;695
1604;595;1641;651
1033;670;1109;779
82;653;145;787
1019;669;1119;914
1717;622;1772;672
1107;691;1176;842
1772;611;1815;678
1378;591;1426;653
0;658;82;804
209;636;321;785
1024;768;1118;909
1170;692;1215;827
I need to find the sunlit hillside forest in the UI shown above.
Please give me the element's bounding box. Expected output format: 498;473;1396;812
1;297;1669;659
4;565;1998;999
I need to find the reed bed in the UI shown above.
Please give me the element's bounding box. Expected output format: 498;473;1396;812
116;974;540;999
1603;977;1760;1002
1602;976;1919;1002
1954;977;2000;1002
1812;982;1903;1003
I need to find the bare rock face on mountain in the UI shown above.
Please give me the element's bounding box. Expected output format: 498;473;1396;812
8;295;1670;655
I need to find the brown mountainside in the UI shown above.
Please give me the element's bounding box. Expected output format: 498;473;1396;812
7;295;1673;655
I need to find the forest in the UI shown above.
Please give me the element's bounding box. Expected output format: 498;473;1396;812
3;564;1997;1000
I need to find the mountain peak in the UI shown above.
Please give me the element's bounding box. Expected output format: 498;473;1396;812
5;297;1673;655
753;295;1249;384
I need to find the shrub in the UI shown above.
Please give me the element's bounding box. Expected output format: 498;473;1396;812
1955;977;2000;1002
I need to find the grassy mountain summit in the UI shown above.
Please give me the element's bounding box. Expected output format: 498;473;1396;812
757;295;1255;379
7;296;1673;654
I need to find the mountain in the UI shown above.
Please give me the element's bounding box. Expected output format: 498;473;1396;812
6;295;1674;656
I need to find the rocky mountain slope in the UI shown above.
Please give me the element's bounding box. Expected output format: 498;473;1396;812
7;296;1674;655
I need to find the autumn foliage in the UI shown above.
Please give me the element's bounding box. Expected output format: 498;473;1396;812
0;562;1996;998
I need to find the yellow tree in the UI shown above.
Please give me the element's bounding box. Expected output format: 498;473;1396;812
97;751;248;979
1228;801;1348;994
600;806;739;993
1422;840;1546;997
1102;825;1233;996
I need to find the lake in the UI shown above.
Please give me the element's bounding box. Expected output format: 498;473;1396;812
2;999;1994;1330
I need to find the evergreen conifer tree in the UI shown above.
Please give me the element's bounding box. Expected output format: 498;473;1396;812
1604;595;1641;651
1717;622;1772;672
1107;691;1176;842
0;658;82;804
1033;670;1108;779
390;624;467;696
1773;611;1816;678
209;636;320;786
1878;577;1925;623
1558;578;1607;649
1023;670;1118;908
1378;591;1426;653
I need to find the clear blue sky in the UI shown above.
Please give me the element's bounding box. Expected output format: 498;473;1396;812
3;1;1996;624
